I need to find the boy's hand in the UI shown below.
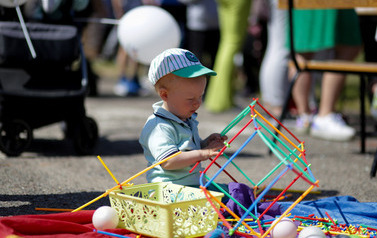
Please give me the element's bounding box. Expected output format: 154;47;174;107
202;133;228;147
163;133;228;170
200;133;228;160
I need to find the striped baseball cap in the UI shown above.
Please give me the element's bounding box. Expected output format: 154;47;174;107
148;48;217;85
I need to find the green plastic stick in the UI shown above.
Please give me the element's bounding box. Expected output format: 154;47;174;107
222;153;256;186
256;118;309;168
204;174;258;220
256;129;316;184
255;117;315;183
220;101;256;136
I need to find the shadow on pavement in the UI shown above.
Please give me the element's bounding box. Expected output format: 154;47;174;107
0;192;111;216
12;137;143;157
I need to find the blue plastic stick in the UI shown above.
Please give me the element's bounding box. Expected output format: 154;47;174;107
94;229;133;238
204;130;258;188
230;165;290;235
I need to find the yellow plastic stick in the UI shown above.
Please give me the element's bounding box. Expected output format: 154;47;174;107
97;155;120;185
72;151;182;212
35;207;74;212
224;218;254;222
261;180;319;238
202;187;259;236
269;187;321;194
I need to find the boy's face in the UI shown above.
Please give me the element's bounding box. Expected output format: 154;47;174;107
162;75;207;121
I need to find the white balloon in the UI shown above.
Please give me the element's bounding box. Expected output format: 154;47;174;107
117;6;181;65
298;226;326;238
41;0;62;14
0;0;27;7
270;217;298;238
92;206;119;230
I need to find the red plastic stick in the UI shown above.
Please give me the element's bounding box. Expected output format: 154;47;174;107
256;100;301;144
325;211;337;225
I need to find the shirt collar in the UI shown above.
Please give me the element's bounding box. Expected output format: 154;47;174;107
152;101;198;125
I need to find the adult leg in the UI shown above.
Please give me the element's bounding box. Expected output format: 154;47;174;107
291;53;314;115
205;29;220;69
204;0;251;112
310;45;360;141
186;30;206;65
259;0;289;116
317;45;361;116
290;52;315;133
113;47;140;96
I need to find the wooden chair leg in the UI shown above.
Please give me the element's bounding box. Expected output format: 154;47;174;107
277;71;300;129
268;71;300;155
360;74;366;154
370;149;377;178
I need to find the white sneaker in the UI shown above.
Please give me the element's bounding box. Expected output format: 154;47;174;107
310;113;356;141
113;77;141;97
295;113;313;135
113;77;130;96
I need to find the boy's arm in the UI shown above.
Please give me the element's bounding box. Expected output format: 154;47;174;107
161;149;213;170
162;135;227;170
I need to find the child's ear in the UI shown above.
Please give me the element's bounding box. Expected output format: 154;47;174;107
159;87;168;101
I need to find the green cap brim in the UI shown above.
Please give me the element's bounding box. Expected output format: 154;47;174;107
172;64;217;78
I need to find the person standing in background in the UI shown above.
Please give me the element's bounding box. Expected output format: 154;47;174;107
358;13;377;121
257;0;289;117
112;0;144;97
178;0;219;72
204;0;251;113
290;9;361;141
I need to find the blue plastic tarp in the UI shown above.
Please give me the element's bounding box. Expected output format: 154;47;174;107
279;196;377;228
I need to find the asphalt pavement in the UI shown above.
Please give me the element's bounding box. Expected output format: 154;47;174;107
1;77;377;217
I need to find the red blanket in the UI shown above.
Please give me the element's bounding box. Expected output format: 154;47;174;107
0;210;139;238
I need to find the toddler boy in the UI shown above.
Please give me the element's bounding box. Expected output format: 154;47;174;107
139;48;227;187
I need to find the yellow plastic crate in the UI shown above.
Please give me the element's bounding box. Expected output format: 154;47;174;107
109;182;224;238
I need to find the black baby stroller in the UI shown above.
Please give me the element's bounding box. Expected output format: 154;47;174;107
0;21;98;156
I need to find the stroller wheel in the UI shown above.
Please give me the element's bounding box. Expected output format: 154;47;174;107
0;119;33;157
73;116;98;155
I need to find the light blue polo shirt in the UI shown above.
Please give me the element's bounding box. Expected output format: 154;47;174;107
139;101;204;186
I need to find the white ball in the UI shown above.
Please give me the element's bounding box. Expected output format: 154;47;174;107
270;217;298;238
117;5;181;65
298;226;326;238
41;0;62;13
0;0;27;7
92;206;119;230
